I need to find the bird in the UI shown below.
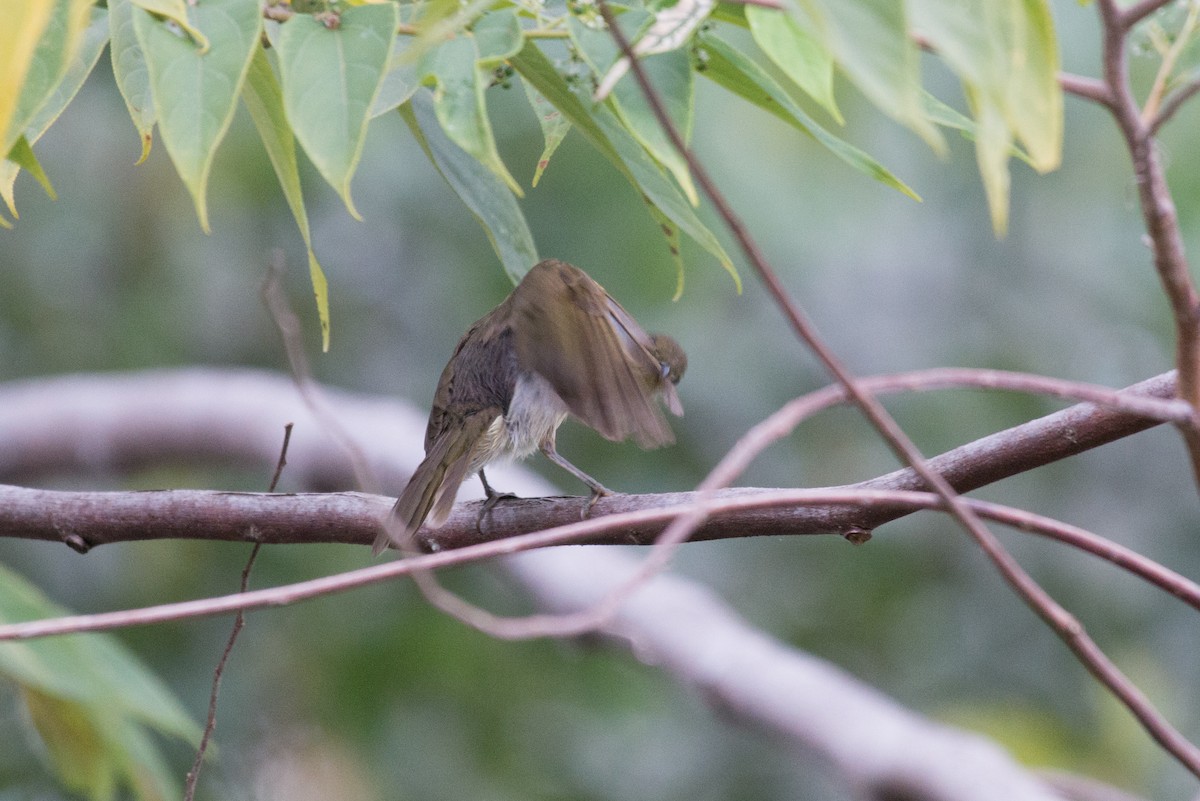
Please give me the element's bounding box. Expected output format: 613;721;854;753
373;258;686;554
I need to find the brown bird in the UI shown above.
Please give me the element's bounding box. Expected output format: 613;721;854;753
374;259;686;554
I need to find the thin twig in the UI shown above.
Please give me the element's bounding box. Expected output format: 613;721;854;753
1150;75;1200;135
183;422;291;801
1059;72;1115;107
1095;0;1200;488
595;0;1200;778
1141;0;1200;122
1122;0;1179;30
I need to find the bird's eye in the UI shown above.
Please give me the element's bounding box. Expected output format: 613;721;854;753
660;362;671;379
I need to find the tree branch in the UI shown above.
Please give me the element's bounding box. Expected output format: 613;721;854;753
0;368;1185;549
0;367;1175;800
597;0;1200;778
1094;0;1200;485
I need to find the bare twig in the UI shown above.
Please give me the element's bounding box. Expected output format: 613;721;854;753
184;423;291;801
1094;0;1200;487
1150;75;1200;135
596;0;1200;777
1141;0;1200;122
1059;72;1115;107
1122;0;1179;30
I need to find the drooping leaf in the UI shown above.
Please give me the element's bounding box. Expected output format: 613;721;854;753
0;0;54;150
402;90;538;283
130;0;209;50
421;32;523;197
698;32;919;200
798;0;942;149
275;4;397;220
110;0;155;163
910;0;1061;235
570;13;699;205
746;5;840;123
2;6;107;217
132;0;261;232
511;41;738;290
472;8;524;64
520;77;572;187
242;47;332;350
4;136;55;210
371;37;421;118
922;91;1036;168
2;0;94;158
0;564;200;801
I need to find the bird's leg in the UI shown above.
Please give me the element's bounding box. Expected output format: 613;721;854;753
476;469;517;533
539;435;613;518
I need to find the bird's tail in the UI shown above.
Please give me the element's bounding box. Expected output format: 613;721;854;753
372;417;486;555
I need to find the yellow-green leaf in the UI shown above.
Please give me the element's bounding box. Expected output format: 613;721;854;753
2;0;94;158
403;90;538;283
746;5;841;123
5;136;55;208
511;42;738;291
698;32;919;200
421;33;524;197
911;0;1062;234
111;0;156;163
520;78;571;187
799;0;942;150
133;0;261;232
2;6;108;219
0;0;54;154
275;4;398;220
243;46;332;350
570;13;699;206
130;0;210;51
0;565;199;801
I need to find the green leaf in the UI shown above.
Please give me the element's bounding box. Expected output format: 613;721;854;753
569;13;699;205
2;7;107;218
4;136;55;209
0;0;54;149
110;0;155;164
130;0;210;51
2;0;94;158
519;77;572;187
275;4;397;221
403;90;538;283
0;564;199;801
472;8;524;64
242;47;332;350
746;5;840;123
26;6;109;140
421;33;524;197
698;32;919;200
371;37;421;119
799;0;942;150
922;91;1035;168
133;0;261;232
910;0;1061;235
511;41;738;290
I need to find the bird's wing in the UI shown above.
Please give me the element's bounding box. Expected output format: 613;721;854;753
511;259;673;448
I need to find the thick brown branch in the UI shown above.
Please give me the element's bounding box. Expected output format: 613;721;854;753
0;369;1183;550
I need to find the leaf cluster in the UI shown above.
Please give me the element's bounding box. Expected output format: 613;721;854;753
3;0;1066;345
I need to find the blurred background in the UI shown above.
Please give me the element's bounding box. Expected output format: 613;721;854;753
3;1;1200;798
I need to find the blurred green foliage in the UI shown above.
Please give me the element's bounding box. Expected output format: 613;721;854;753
4;1;1200;800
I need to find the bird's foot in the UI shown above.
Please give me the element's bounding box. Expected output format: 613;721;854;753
581;484;614;520
476;488;519;535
